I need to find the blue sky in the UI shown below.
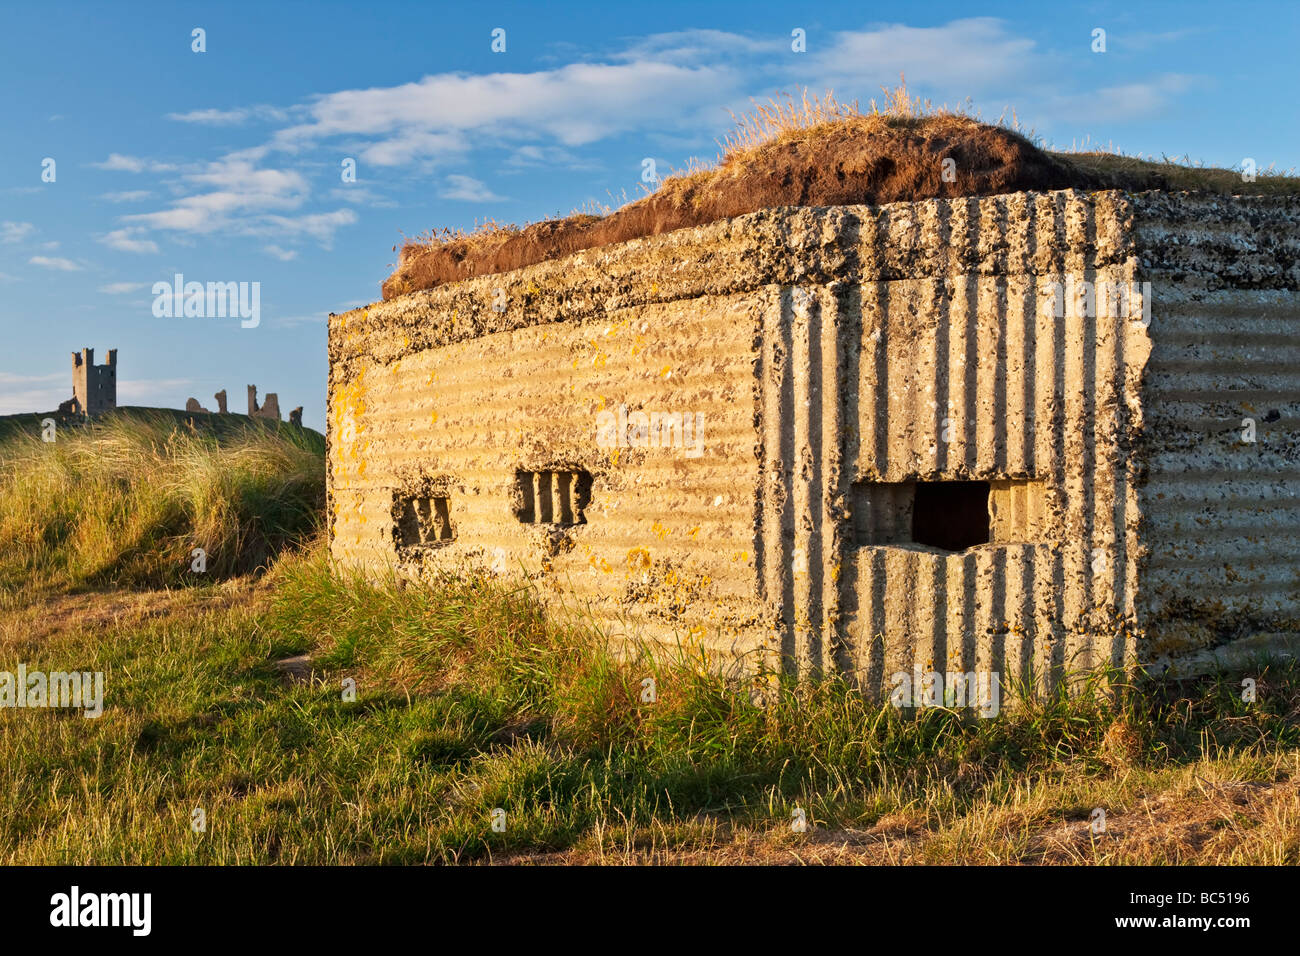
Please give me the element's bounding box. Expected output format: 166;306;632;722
2;0;1296;430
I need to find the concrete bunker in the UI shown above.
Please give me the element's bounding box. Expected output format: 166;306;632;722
329;189;1300;692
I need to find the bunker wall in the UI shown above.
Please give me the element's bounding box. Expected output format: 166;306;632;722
329;189;1300;688
1132;194;1300;665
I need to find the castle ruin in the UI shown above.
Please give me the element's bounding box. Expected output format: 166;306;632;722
183;384;302;426
60;347;117;417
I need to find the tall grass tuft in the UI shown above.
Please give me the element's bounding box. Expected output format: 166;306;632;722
264;551;1300;861
0;411;324;593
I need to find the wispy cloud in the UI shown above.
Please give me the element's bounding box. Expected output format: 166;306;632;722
1;221;35;243
805;19;1038;92
99;281;145;294
123;155;310;235
263;244;298;261
439;174;504;202
99;229;159;254
28;256;82;271
0;372;70;416
502;144;602;172
103;19;1205;262
101;190;153;203
0;371;64;385
92;153;176;173
1043;74;1200;124
271;60;733;161
166;105;291;125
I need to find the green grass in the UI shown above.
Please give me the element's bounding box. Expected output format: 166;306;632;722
0;414;1296;864
0;410;324;596
1;539;1296;864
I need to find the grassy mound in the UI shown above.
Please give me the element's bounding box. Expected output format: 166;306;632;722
0;410;324;594
382;88;1300;300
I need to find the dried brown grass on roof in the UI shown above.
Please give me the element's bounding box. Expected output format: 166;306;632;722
381;85;1297;300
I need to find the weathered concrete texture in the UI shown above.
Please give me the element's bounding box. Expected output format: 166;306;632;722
328;189;1300;690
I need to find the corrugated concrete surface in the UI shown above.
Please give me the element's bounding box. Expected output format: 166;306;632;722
329;189;1300;692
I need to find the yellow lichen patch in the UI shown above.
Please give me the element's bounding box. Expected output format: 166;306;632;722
652;520;671;540
688;525;701;538
659;364;672;378
430;410;439;424
626;547;651;571
331;369;367;477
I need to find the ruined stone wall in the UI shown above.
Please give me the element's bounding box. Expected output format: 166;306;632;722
329;189;1300;688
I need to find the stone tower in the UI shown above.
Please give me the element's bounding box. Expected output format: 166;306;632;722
70;347;117;417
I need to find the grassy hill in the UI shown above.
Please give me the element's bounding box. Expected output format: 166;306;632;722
0;405;323;446
0;409;323;593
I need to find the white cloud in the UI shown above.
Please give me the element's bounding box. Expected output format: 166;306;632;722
124;156;310;235
439;174;504;202
99;281;145;294
328;185;397;207
502;144;602;172
166;105;290;125
272;60;734;161
1043;74;1200;124
99;20;1202;260
0;372;70;414
263;244;298;260
609;29;784;65
807;19;1038;92
92;153;175;173
101;190;153;203
0;371;63;385
28;256;81;271
99;229;160;254
258;209;357;245
1;221;35;243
